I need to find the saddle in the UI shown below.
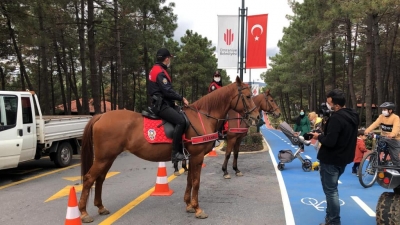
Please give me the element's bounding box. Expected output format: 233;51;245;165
141;108;190;143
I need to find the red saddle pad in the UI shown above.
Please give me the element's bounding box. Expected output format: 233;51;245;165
143;117;172;144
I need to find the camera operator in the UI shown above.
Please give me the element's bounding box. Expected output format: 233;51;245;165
364;102;400;166
309;89;359;225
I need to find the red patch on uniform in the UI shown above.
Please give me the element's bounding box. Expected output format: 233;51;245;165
143;118;172;144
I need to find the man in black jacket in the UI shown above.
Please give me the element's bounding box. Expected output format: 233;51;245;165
310;89;359;225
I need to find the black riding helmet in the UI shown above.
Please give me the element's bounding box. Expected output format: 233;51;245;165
379;102;396;110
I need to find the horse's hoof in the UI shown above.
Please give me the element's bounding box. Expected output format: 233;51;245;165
236;172;243;177
98;207;110;215
186;206;196;213
195;210;208;219
174;171;181;176
81;215;94;223
184;171;188;175
223;174;231;179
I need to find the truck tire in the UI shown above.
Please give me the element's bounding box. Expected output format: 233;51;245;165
376;192;400;225
54;142;73;168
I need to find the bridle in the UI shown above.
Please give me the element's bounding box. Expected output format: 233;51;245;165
263;92;280;115
232;85;257;119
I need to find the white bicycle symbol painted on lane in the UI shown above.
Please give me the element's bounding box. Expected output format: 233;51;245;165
301;197;345;211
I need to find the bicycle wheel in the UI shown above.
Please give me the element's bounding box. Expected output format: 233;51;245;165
358;152;378;188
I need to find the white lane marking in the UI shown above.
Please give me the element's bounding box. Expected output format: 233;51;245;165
351;196;376;217
264;135;295;225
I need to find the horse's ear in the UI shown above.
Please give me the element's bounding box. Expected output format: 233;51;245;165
236;76;242;85
266;89;270;94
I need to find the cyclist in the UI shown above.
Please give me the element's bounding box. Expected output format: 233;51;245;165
364;102;400;165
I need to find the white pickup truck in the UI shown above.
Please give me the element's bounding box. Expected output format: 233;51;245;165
0;90;92;170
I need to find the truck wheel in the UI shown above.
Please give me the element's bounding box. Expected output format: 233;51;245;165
54;142;73;168
376;192;400;225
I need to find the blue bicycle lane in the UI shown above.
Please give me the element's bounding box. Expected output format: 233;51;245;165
260;125;385;225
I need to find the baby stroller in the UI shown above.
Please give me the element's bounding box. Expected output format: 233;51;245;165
277;121;313;172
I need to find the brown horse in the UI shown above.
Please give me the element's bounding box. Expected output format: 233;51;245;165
173;90;280;178
221;89;281;179
78;77;260;222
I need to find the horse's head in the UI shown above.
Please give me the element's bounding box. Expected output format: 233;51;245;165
260;89;281;118
231;76;260;125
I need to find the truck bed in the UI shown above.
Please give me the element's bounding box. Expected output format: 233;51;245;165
36;115;93;144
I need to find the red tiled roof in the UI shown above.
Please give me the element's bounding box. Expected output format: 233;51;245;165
356;103;377;108
56;99;115;113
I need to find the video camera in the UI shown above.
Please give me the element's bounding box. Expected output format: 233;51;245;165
319;102;333;118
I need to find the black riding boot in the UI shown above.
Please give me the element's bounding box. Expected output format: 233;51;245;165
172;123;185;163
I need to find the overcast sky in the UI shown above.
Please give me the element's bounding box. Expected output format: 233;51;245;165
165;0;301;83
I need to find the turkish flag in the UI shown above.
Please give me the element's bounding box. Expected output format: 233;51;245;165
246;14;268;69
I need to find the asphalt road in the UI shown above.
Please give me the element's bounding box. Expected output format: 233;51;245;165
0;143;286;225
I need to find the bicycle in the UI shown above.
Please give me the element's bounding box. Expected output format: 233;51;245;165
357;133;391;188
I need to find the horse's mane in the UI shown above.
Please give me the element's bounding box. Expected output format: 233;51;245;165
191;82;237;113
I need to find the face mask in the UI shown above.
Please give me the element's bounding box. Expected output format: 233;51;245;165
214;77;221;82
300;112;304;116
382;110;389;117
326;102;333;111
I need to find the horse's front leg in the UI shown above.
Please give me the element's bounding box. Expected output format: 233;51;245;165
222;137;235;179
188;156;208;219
184;160;193;212
233;137;243;176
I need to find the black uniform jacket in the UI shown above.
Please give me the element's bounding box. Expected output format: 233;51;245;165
148;63;182;107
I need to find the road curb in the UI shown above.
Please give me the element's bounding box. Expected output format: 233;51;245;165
215;135;270;155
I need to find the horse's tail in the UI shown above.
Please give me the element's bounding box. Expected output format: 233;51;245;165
81;114;102;180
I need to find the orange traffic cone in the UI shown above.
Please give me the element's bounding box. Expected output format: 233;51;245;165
151;162;174;196
65;186;82;225
207;148;218;157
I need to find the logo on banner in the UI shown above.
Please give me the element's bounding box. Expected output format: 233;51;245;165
224;29;234;45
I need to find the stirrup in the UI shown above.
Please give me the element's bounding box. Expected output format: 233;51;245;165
182;148;190;160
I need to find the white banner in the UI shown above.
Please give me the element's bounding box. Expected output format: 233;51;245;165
252;84;259;96
217;15;239;69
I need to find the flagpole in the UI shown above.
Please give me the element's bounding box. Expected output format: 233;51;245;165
249;69;251;87
239;0;246;81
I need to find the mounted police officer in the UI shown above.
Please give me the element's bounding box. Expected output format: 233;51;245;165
148;48;189;163
208;70;223;93
208;70;225;140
